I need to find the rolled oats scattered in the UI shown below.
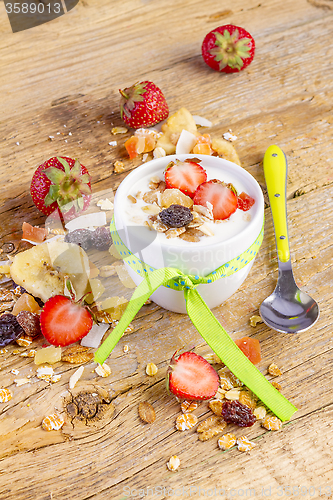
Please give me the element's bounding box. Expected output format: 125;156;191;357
208;400;224;416
271;381;282;391
36;366;54;382
197;417;227;441
268;363;283;377
111;126;128;134
127;194;137;204
95;363;111;378
141;204;161;215
42;413;65;431
0;387;13;403
218;433;237;450
198;223;214;237
151;220;168;232
204;353;223;364
146;362;158;376
167;455;180;472
176;413;198;431
237;435;257;452
16;336;33;347
239;390;257;410
153;147;166;159
250;315;263;327
253;406;267;420
215;388;226;400
114;161;125;173
165;227;186;239
62;345;93;364
181;400;198;414
225;388;241;401
218;368;243;388
262;415;282;430
150;175;161;184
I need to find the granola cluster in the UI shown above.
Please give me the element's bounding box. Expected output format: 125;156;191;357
128;175;218;242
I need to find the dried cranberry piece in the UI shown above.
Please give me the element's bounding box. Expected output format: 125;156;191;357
222;400;256;427
159;204;193;228
92;227;112;250
0;313;24;347
16;311;41;338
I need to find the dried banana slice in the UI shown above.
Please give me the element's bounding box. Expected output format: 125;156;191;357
10;240;90;302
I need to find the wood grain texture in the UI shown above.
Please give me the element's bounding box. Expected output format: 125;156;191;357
0;0;333;498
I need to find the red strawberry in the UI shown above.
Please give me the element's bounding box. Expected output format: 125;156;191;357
40;295;93;347
193;180;238;220
167;351;219;400
30;157;91;221
164;160;207;198
119;81;169;129
237;192;255;211
202;25;255;73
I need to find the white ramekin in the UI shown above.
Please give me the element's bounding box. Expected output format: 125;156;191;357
113;154;264;313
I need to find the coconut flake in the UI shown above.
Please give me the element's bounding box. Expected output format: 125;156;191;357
223;132;237;141
65;212;107;231
69;366;84;389
193;115;213;128
175;129;197;155
81;323;110;348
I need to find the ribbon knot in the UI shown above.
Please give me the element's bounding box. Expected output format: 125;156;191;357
94;219;297;422
171;274;198;291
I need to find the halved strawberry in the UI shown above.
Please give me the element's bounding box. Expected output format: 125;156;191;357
164;160;207;198
237;192;255;211
167;351;219;400
40;295;93;347
193;180;238;220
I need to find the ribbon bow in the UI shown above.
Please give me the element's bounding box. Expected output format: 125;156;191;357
95;222;297;422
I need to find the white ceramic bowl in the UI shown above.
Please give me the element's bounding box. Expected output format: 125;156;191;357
113;154;264;313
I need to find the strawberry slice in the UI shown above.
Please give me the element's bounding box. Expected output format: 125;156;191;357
164;160;207;198
193;180;238;220
237;192;255;211
167;351;219;400
40;295;93;347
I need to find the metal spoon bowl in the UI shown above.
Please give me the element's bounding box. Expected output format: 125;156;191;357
259;145;319;333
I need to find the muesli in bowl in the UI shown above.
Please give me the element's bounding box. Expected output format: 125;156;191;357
113;154;264;313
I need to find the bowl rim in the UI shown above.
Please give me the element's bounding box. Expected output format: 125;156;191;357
114;153;264;251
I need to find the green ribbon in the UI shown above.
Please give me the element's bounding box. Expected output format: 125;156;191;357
95;220;297;422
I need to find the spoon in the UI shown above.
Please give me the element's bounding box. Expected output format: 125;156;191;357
259;145;319;333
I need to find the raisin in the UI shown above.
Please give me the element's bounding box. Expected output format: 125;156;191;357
0;313;24;347
92;227;113;250
221;400;256;427
159;204;193;228
16;311;41;338
64;229;93;251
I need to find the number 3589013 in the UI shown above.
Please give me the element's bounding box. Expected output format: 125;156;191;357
5;3;62;14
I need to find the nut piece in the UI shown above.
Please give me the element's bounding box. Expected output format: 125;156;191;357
225;388;241;401
268;363;283;377
262;415;282;431
237;435;257;452
62;345;94;364
181;400;198;414
138;401;156;424
218;433;237;450
176;413;198;431
250;315;263;327
197;415;221;432
95;362;111;378
146;362;158;376
215;388;226;400
0;387;13;403
69;366;84;389
218;368;243;389
111;126;128;135
253;406;267;420
42;413;65;431
167;455;180;472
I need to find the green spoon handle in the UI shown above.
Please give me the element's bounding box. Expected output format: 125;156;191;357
263;145;290;263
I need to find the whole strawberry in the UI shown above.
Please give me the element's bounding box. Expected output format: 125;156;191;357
119;81;169;129
202;25;255;73
30;156;92;221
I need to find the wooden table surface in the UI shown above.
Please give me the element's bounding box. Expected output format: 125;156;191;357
1;0;333;499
